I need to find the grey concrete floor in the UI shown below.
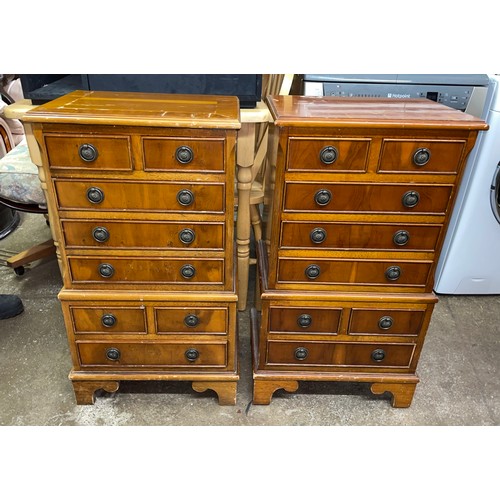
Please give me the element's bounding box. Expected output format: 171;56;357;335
0;211;499;426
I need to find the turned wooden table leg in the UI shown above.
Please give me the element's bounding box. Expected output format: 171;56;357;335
192;381;237;405
252;379;299;405
72;381;120;405
236;122;256;311
370;382;417;408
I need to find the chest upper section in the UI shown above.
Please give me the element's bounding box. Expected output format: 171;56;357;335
267;96;488;182
24;91;240;177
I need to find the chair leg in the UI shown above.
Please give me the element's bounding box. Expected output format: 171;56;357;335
250;204;263;242
6;239;55;270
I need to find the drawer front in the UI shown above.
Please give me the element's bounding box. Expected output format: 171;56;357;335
287;137;370;172
349;308;426;336
54;180;225;213
68;257;224;286
155;307;228;334
45;135;132;171
283;182;453;215
379;139;465;174
69;306;146;334
77;341;227;367
61;220;224;250
269;307;342;334
143;137;225;172
266;340;415;368
281;221;442;251
277;258;432;288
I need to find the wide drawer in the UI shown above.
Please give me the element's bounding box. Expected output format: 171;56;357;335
143;137;225;172
77;341;227;367
269;306;342;334
61;220;224;250
45;134;132;171
283;182;453;215
68;257;224;286
280;221;442;251
277;258;432;288
287;137;371;172
69;305;147;334
54;180;225;213
348;308;426;336
378;139;465;174
266;340;415;368
155;307;228;334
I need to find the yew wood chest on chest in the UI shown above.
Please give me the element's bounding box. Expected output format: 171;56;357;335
24;91;241;405
251;96;487;406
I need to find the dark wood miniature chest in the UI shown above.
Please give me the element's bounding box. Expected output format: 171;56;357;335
251;96;487;407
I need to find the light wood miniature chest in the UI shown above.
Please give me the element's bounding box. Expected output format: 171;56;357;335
25;91;241;405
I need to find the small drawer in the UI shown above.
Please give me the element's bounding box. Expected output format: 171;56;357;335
269;307;341;334
277;258;432;288
61;220;224;250
54;180;225;213
45;134;132;171
143;137;225;172
287;137;370;172
68;257;224;286
379;139;465;174
281;221;442;251
68;306;146;334
349;308;427;336
77;341;227;367
266;340;415;368
283;182;453;215
156;307;228;334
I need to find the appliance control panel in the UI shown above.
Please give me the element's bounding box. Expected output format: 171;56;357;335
304;81;476;112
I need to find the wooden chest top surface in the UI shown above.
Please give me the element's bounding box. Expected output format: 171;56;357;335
266;95;489;130
24;90;241;129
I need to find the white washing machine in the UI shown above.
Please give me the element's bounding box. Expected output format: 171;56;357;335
434;74;500;294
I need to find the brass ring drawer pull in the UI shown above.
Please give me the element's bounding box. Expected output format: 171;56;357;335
378;316;394;330
310;227;327;244
101;313;117;328
385;266;401;281
185;348;199;362
402;190;420;208
393;230;410;246
175;146;194;164
371;349;386;362
184;314;199;327
297;314;312;328
179;228;195;245
86;187;104;204
294;347;309;360
92;226;110;243
413;148;431;166
314;189;332;206
79;143;98;162
305;264;321;279
98;263;115;278
177;189;195;206
105;347;121;361
180;264;196;279
319;146;338;165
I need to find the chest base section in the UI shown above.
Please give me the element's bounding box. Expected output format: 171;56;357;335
60;289;239;405
251;307;420;407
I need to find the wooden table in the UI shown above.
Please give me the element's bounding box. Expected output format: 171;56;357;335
236;101;271;310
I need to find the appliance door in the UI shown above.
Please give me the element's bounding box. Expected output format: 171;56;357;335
434;108;500;294
491;162;500;224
